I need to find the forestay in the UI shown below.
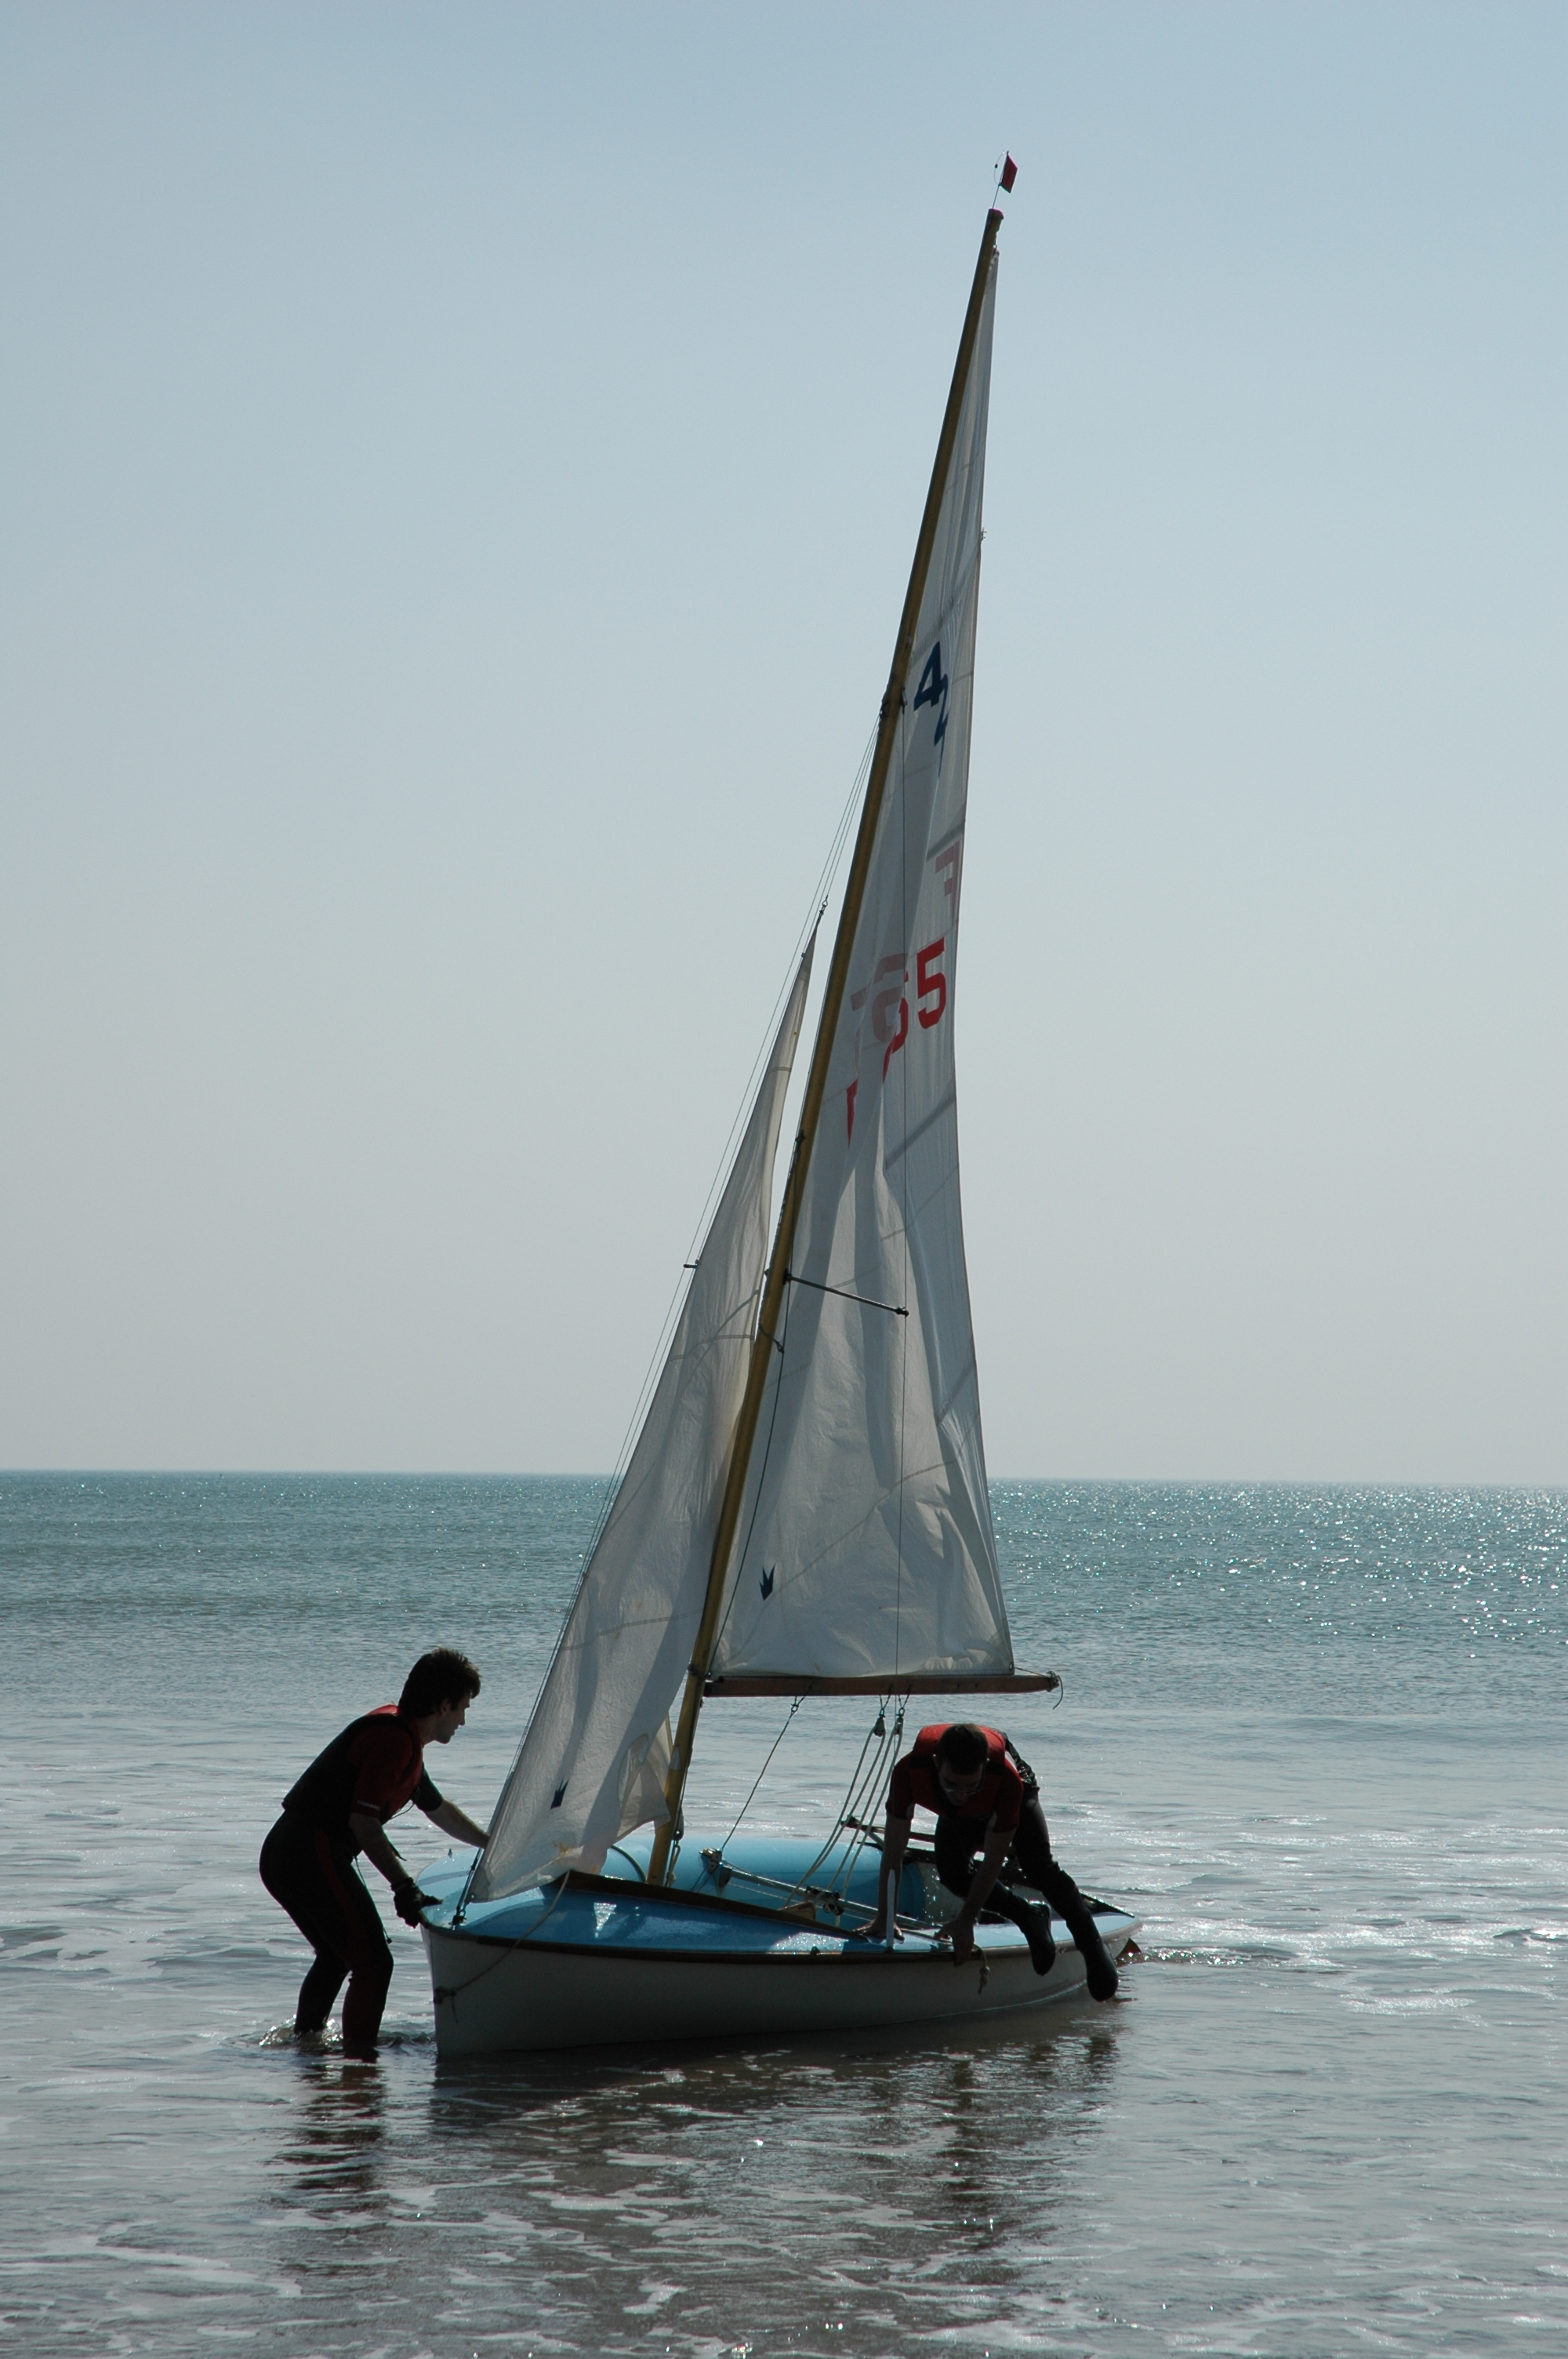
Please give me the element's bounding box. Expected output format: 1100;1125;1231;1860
472;947;814;1902
709;257;1012;1691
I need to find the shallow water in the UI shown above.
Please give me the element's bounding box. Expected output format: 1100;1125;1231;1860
2;1476;1564;2355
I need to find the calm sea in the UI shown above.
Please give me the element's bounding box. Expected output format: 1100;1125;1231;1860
1;1476;1563;2357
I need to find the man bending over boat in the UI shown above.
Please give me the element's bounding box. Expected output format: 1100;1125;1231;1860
260;1648;489;2057
864;1721;1119;2001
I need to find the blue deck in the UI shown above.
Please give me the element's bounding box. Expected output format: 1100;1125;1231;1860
419;1832;993;1960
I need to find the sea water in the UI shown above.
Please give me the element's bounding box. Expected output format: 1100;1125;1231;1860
1;1476;1563;2357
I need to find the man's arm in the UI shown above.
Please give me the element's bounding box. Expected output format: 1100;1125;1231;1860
864;1812;913;1941
423;1796;489;1848
348;1809;423;1894
940;1824;1013;1962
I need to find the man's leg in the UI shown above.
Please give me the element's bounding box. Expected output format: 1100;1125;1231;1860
306;1835;394;2055
1009;1797;1119;2001
933;1814;1056;1974
260;1818;349;2034
931;1812;980;1902
260;1818;394;2048
296;1950;348;2037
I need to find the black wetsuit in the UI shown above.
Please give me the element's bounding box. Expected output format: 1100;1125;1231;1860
890;1724;1118;1999
260;1706;441;2050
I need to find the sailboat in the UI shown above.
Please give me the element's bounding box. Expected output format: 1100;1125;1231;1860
420;198;1138;2056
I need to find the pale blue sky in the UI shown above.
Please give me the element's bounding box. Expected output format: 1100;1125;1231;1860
3;2;1563;1478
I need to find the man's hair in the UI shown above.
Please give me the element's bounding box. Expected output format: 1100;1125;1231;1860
933;1722;990;1773
400;1648;481;1717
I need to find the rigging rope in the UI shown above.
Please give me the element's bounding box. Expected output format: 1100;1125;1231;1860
716;1695;804;1853
705;1692;909;1921
778;1696;907;1914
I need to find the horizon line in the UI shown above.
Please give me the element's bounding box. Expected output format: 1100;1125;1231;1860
2;1467;1563;1494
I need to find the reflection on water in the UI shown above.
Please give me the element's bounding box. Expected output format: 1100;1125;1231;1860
277;2055;389;2205
251;2016;1130;2356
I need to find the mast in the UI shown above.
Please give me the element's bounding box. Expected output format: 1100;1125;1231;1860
648;205;1006;1885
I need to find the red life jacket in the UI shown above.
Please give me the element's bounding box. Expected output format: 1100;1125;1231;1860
282;1705;442;1849
887;1723;1024;1834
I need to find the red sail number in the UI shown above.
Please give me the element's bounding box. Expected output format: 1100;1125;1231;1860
916;937;947;1029
848;936;950;1134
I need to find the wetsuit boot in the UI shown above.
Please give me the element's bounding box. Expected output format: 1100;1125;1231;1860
1000;1794;1119;2001
1041;1865;1119;2001
1018;1902;1058;1976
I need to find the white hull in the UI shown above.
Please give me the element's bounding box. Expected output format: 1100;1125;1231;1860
425;1910;1138;2059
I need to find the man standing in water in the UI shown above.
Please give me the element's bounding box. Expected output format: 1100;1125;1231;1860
864;1721;1120;2001
260;1648;490;2056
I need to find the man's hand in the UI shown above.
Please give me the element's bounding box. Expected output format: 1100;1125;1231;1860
393;1877;434;1926
938;1908;978;1963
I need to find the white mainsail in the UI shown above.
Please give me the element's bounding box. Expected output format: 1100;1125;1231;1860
708;256;1011;1690
472;945;814;1902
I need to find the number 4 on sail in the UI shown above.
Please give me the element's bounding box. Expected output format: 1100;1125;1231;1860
419;196;1140;2055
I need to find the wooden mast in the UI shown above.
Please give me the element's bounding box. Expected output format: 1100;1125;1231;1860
647;206;1005;1885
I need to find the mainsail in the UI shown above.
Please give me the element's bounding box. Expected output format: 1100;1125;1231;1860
472;945;813;1902
707;256;1009;1690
